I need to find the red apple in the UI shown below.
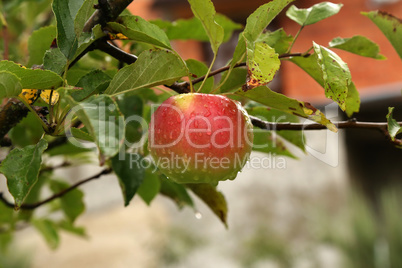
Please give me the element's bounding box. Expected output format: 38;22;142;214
148;93;254;184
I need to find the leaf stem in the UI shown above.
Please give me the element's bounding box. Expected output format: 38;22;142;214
17;96;49;132
287;25;304;53
197;53;218;93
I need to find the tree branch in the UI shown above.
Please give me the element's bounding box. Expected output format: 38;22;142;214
0;99;29;145
97;40;138;64
83;0;134;32
249;115;393;131
0;168;112;210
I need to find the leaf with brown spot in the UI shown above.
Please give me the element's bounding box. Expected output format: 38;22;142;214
313;42;351;111
362;11;402;60
244;42;280;90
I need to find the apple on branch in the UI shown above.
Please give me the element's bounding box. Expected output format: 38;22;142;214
148;93;254;184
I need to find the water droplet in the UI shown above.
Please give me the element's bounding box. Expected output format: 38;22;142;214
157;129;161;134
169;132;173;139
195;211;202;219
206;131;211;136
194;120;199;128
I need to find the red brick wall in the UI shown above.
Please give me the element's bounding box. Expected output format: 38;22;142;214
280;0;402;102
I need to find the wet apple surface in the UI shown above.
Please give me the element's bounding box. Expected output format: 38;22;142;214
148;93;254;184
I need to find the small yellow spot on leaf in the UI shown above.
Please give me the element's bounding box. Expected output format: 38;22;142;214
19;89;39;104
40;90;59;105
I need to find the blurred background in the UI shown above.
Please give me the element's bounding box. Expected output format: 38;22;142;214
1;0;402;267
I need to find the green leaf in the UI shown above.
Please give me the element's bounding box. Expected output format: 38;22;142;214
288;54;324;85
313;42;351;111
345;82;360;117
0;71;22;98
257;28;294;55
286;2;342;26
27;26;57;67
137;165;161;205
219;68;247;93
17;172;49;222
74;0;96;38
245;42;280;90
72;24;106;64
115;94;144;145
52;0;84;59
251;130;295;158
72;69;111;101
242;0;293;89
329;36;386;59
58;220;86;237
107;15;172;49
387;107;402;143
105;49;188;96
0;139;48;208
0;202;13;224
230;34;247;68
46;142;94;157
287;55;360;116
66;94;125;160
49;180;85;223
70;127;95;142
187;184;228;227
111;153;145;206
244;0;294;42
362;11;402;60
235;86;337;132
187;0;224;54
43;48;68;75
186;59;214;93
160;177;194;209
247;106;305;152
32;219;60;249
0;60;63;90
156;14;242;43
8;113;45;147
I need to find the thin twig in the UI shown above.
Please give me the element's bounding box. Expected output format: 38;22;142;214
250;115;395;132
97;40;138;64
0;168;112;210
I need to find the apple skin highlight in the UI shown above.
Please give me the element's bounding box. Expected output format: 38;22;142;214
148;93;254;184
